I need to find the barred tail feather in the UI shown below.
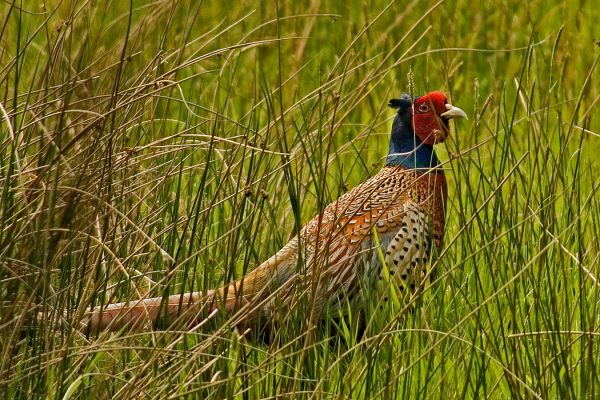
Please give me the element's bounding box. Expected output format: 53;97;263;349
83;238;300;334
83;291;211;334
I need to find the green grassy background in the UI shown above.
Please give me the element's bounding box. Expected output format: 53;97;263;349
1;0;599;398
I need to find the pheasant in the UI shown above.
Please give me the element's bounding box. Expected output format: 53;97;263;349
84;91;467;335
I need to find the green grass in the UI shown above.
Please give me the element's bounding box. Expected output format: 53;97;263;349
1;0;599;398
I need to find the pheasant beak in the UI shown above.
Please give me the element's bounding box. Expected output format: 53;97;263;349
440;103;468;120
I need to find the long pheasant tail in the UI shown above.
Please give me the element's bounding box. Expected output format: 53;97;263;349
82;291;215;334
83;240;300;334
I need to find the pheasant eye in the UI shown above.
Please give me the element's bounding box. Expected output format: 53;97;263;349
418;102;430;113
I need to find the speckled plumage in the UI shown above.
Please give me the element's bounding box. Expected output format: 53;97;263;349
84;91;466;334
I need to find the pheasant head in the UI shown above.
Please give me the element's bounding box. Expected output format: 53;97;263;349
386;91;467;169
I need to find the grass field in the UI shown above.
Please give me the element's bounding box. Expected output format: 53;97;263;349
1;0;599;398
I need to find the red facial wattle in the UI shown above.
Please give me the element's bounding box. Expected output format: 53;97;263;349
412;91;467;145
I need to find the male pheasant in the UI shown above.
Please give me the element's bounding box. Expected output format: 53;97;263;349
84;91;467;334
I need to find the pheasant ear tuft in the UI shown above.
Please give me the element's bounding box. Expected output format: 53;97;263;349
388;93;412;109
